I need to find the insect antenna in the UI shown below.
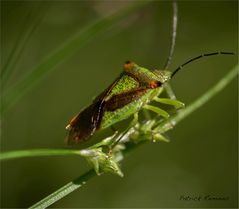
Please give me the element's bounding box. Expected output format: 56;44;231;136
164;0;178;69
171;52;235;78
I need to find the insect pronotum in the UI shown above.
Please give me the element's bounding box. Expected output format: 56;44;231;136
66;2;234;145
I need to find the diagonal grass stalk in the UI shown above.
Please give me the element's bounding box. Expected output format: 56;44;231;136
1;1;151;115
29;169;96;209
1;2;47;87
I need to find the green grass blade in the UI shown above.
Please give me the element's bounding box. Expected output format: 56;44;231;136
29;169;96;209
0;149;82;161
1;2;47;86
1;6;33;78
1;1;151;115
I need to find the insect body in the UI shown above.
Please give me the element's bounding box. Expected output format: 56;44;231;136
66;52;234;144
66;61;171;144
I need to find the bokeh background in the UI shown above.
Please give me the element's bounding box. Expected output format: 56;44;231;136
1;0;238;208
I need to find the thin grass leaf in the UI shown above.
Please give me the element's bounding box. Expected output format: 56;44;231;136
0;149;82;161
1;7;32;78
29;169;96;209
1;2;47;86
1;1;151;115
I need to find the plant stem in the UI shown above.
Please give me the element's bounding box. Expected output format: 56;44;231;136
29;169;96;209
25;64;238;208
0;149;82;161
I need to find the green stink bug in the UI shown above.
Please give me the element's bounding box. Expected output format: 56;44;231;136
65;2;234;145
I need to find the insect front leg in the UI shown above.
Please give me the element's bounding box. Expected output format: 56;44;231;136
153;97;185;109
143;104;170;119
139;107;171;143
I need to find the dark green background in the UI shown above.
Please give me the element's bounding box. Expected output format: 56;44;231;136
1;1;238;208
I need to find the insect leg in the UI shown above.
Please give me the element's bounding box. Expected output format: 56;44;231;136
144;104;170;119
154;97;185;109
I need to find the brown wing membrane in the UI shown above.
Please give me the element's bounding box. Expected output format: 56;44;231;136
67;74;123;144
67;101;102;144
104;87;148;111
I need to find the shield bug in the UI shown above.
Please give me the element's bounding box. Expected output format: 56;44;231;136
66;52;233;144
66;2;234;145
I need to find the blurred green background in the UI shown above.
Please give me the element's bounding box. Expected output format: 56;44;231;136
1;0;238;208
